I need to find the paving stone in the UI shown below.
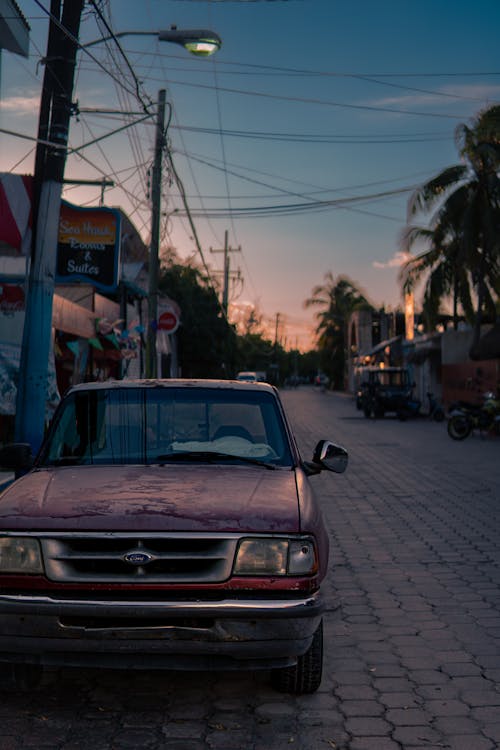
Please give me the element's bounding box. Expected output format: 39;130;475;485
378;692;422;709
423;699;470;716
344;717;392;736
254;703;296;720
472;706;500;722
385;708;430;726
443;737;495;750
407;669;449;685
335;685;377;701
441;662;483;677
482;723;500;743
341;700;384;717
371;677;415;693
349;739;401;750
434;716;483;734
392;725;443;745
365;664;406;677
460;691;500;707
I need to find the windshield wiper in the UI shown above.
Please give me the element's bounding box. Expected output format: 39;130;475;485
156;451;276;470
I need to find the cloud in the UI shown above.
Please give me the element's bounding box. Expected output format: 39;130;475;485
0;95;40;115
373;251;412;269
367;84;500;112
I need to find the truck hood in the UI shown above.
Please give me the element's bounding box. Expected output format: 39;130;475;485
0;464;301;533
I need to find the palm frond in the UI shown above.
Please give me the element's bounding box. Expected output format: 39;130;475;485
407;165;468;219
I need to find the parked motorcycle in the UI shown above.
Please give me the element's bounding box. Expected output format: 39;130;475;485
397;392;445;422
427;392;445;422
447;392;500;440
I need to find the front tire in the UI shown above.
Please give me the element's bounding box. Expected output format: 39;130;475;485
447;414;472;440
271;620;323;695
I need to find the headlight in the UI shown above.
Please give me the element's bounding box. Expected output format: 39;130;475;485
0;537;43;573
233;538;317;576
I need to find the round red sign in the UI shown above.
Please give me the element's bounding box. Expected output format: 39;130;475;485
158;310;179;333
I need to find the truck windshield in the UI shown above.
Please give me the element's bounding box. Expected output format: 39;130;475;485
38;387;293;468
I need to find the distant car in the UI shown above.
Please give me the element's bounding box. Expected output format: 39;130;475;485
315;374;329;388
357;366;414;418
0;378;348;694
236;371;258;382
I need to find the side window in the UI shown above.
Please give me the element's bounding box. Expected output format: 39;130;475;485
46;397;80;461
45;392;108;463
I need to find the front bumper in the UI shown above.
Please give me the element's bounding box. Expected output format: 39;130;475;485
0;592;326;670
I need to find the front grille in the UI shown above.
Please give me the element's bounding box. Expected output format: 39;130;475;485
41;534;239;584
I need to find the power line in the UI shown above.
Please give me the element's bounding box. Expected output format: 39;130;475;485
74;46;500;81
170;124;452;144
96;76;472;120
32;0;154;111
171;185;416;219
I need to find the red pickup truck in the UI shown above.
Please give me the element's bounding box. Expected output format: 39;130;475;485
0;379;347;693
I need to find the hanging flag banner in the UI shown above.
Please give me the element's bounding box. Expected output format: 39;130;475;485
56;201;121;291
0;173;33;255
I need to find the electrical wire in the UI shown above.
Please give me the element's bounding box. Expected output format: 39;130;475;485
166;149;229;322
32;0;154;111
170;124;452;144
109;76;473;120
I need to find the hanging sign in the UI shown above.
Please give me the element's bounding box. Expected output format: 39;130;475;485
56;201;121;291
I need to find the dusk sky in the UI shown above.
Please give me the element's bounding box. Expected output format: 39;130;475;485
1;0;499;349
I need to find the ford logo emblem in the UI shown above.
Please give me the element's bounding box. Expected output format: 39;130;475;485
123;551;154;565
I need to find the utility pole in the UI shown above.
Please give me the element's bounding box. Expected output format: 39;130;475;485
274;312;281;348
15;0;84;452
146;88;166;379
210;231;241;315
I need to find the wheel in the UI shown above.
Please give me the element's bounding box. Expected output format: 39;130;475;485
363;398;377;419
271;620;323;695
447;414;472;440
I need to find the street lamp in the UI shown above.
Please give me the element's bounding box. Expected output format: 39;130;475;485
15;12;222;453
83;26;222;379
82;26;222;56
158;27;222;56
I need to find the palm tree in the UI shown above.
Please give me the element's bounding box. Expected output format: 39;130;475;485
399;202;475;330
400;104;500;342
304;273;372;388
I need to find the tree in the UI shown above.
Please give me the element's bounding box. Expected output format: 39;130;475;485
400;105;500;341
399;206;474;330
159;263;238;378
304;273;373;389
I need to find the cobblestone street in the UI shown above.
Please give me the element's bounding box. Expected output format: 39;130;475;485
0;387;499;749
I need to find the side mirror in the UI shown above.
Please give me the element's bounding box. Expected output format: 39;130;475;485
0;443;33;471
303;440;348;476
